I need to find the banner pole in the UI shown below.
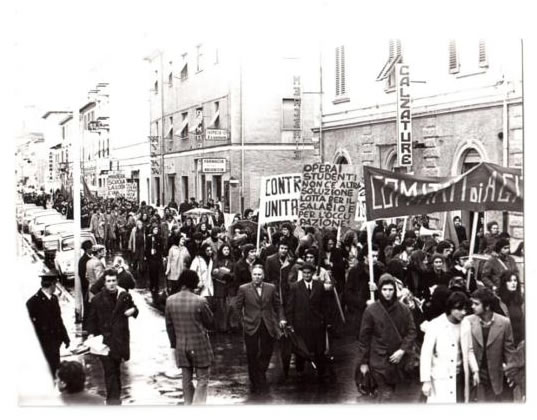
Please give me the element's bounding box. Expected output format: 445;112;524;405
256;220;262;252
401;216;408;239
467;212;479;290
442;212;448;240
336;226;342;245
367;221;375;301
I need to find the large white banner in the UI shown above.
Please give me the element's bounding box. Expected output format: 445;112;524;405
258;173;302;224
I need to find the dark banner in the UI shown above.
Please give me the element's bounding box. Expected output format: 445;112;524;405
364;162;523;220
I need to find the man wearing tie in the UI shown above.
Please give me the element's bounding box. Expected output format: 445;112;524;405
286;263;328;382
235;265;287;395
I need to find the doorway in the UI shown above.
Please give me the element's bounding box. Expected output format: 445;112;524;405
168;175;176;202
181;176;189;202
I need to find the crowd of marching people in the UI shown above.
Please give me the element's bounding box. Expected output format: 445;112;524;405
28;190;524;405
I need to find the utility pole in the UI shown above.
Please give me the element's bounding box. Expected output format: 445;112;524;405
159;50;166;207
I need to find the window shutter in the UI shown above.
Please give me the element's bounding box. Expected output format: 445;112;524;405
340;46;346;95
449;40;459;74
335;47;340;96
479;40;488;68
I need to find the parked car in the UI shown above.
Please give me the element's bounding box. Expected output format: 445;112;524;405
55;230;96;285
36;220;73;250
16;204;38;230
30;213;64;243
21;208;58;233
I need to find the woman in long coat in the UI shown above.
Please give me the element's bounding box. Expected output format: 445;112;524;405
165;235;191;296
212;243;235;332
190;243;214;298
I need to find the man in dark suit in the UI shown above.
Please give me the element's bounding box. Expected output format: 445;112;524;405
235;265;287;394
461;287;515;402
286;263;328;381
87;268;139;405
165;270;214;405
264;238;295;380
78;240;93;328
26;270;70;377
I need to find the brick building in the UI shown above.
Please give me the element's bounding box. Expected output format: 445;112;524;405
145;41;321;213
317;38;523;240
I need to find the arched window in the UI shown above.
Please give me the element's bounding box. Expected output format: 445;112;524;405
335;156;349;165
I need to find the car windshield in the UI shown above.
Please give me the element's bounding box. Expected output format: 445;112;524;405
45;223;72;235
61;237;75;251
35;214;62;224
62;235;92;252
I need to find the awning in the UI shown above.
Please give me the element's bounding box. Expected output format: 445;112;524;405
376;54;401;81
166;125;174;139
208;110;220;128
175;118;189;136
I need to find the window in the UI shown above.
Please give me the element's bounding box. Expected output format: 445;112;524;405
168;72;173;87
154;80;159;94
180;112;189;139
335;45;347;97
479;40;488;68
282;99;295;130
180;53;188;80
449;40;460;74
106;138;109;157
196;45;204;72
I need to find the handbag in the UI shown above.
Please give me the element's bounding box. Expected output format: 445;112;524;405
354;366;377;397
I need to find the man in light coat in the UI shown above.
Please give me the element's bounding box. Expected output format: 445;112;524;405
420;292;479;403
461;287;515;402
165;270;214;405
86;245;106;301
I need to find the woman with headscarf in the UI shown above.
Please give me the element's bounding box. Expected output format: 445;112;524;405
190;243;214;298
212;243;236;332
180;217;195;241
426;253;451;289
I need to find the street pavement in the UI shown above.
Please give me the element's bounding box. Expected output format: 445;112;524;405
18;233;422;405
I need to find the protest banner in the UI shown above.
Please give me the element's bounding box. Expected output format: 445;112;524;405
298;163;359;228
258;173;302;224
364;162;523;220
125;181;138;202
107;173;127;198
354;181;366;222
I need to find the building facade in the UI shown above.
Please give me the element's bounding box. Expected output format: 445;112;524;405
318;38;523;240
146;42;321;212
79;83;110;195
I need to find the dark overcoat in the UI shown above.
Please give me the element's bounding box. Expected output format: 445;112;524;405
286;280;327;355
356;300;417;384
87;289;138;361
27;289;69;356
